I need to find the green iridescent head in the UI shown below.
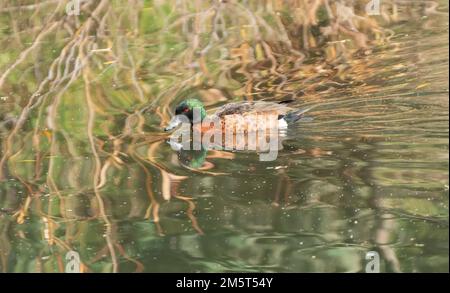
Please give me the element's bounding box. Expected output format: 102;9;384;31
164;98;207;131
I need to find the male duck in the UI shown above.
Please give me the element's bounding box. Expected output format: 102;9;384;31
164;98;312;132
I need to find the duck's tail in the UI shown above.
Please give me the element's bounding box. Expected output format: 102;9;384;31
280;106;315;124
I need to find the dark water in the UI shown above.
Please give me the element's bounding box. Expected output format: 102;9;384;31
0;0;448;272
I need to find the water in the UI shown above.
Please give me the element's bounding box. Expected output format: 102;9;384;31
0;0;448;272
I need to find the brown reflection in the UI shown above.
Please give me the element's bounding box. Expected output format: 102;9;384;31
0;0;447;272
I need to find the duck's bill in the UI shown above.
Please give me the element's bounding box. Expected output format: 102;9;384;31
164;116;182;131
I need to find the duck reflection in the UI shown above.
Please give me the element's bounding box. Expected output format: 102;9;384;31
177;147;209;169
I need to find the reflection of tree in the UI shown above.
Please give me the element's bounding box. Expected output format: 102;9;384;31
0;0;442;272
330;136;403;272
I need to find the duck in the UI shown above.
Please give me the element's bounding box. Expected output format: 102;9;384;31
163;98;313;132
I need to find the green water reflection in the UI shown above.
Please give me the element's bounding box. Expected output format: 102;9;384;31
0;0;448;272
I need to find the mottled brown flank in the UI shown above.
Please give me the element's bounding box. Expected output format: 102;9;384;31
208;101;292;133
197;114;281;151
221;112;280;134
201;101;292;134
179;99;297;151
193;103;283;149
197;111;280;134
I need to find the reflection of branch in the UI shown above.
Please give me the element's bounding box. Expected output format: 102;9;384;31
0;21;59;88
174;195;204;235
0;0;111;180
0;0;65;88
80;10;118;270
130;139;208;236
0;0;59;13
115;243;144;273
129;143;164;235
0;0;416;272
359;144;402;273
374;213;401;273
0;218;11;272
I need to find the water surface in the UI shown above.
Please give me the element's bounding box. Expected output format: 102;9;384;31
0;0;448;272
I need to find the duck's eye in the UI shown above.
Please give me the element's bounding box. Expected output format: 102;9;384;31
183;108;190;113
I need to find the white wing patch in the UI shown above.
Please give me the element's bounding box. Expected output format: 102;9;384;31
278;118;288;129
